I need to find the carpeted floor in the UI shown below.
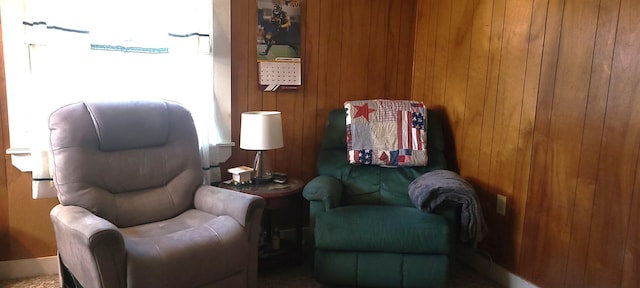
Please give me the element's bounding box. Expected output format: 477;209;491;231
0;259;500;288
0;242;501;288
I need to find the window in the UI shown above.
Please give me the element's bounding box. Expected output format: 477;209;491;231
1;0;233;197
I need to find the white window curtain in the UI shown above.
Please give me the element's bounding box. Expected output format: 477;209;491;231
10;0;225;198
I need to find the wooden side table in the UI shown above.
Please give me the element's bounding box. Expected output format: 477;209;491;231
218;178;304;265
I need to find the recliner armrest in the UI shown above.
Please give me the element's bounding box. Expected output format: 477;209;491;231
50;204;126;288
302;175;343;211
194;185;265;288
194;185;265;228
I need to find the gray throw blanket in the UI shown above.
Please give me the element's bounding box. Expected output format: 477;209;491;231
408;170;488;246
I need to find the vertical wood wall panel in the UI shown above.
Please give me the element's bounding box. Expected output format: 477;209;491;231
443;0;472;157
431;0;452;107
488;1;533;269
584;0;640;285
385;1;402;98
531;0;600;285
0;17;13;260
488;0;531;201
313;0;343;145
519;0;563;280
510;0;545;271
0;17;10;260
475;0;503;193
339;1;372;101
397;1;417;99
367;1;389;100
300;0;320;179
623;160;640;288
458;0;492;179
413;0;640;287
564;0;619;286
412;1;430;106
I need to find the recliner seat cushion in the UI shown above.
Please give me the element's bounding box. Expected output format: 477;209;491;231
121;209;248;288
315;205;450;254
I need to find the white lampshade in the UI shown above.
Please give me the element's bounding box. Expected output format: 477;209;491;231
240;111;284;151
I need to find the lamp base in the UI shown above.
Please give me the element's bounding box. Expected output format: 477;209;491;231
252;150;273;184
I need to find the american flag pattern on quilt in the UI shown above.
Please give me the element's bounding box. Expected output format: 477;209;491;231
344;99;428;166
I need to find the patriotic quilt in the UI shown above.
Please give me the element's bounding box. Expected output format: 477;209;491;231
344;99;428;166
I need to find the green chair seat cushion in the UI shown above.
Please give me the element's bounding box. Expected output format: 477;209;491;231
315;205;450;254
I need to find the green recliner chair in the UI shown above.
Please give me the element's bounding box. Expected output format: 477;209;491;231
303;108;456;288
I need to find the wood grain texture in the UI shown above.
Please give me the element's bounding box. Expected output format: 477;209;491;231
3;2;640;288
623;154;640;287
584;0;640;286
518;0;563;279
413;0;640;287
443;0;472;157
0;16;10;260
224;0;419;179
300;0;320;180
397;0;417;99
223;0;421;232
458;0;492;179
564;0;619;286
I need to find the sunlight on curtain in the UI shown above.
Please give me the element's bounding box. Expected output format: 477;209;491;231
4;0;226;198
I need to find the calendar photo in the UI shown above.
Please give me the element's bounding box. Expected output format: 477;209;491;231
256;0;301;61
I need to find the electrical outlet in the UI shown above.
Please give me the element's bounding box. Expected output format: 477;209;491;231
496;195;507;216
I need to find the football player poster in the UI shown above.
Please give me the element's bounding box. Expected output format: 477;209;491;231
257;0;301;60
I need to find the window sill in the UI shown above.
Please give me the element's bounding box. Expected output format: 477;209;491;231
6;143;236;173
5;147;32;172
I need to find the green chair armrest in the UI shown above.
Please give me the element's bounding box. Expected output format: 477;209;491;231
303;175;343;211
303;175;343;230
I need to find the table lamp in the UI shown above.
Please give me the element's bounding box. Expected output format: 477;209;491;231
240;111;284;183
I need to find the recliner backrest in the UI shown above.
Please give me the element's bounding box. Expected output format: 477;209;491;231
49;100;202;227
317;108;448;206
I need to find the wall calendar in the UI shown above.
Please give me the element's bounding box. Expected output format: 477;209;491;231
257;0;302;91
259;58;301;90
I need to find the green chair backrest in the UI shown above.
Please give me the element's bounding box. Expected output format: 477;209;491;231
317;108;448;207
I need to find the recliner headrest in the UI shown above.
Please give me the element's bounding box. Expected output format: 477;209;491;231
85;100;169;151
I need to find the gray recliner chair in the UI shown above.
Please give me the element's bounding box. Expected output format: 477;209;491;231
48;100;265;288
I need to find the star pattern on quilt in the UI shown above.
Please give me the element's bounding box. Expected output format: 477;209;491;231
412;112;425;129
353;103;376;121
358;150;373;164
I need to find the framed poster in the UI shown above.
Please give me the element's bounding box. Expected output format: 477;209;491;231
256;0;302;90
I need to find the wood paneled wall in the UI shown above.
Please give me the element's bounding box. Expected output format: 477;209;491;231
224;0;418;178
4;1;636;287
224;0;419;229
413;0;640;287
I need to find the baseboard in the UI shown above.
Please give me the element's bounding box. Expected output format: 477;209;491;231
0;256;58;280
455;245;539;288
